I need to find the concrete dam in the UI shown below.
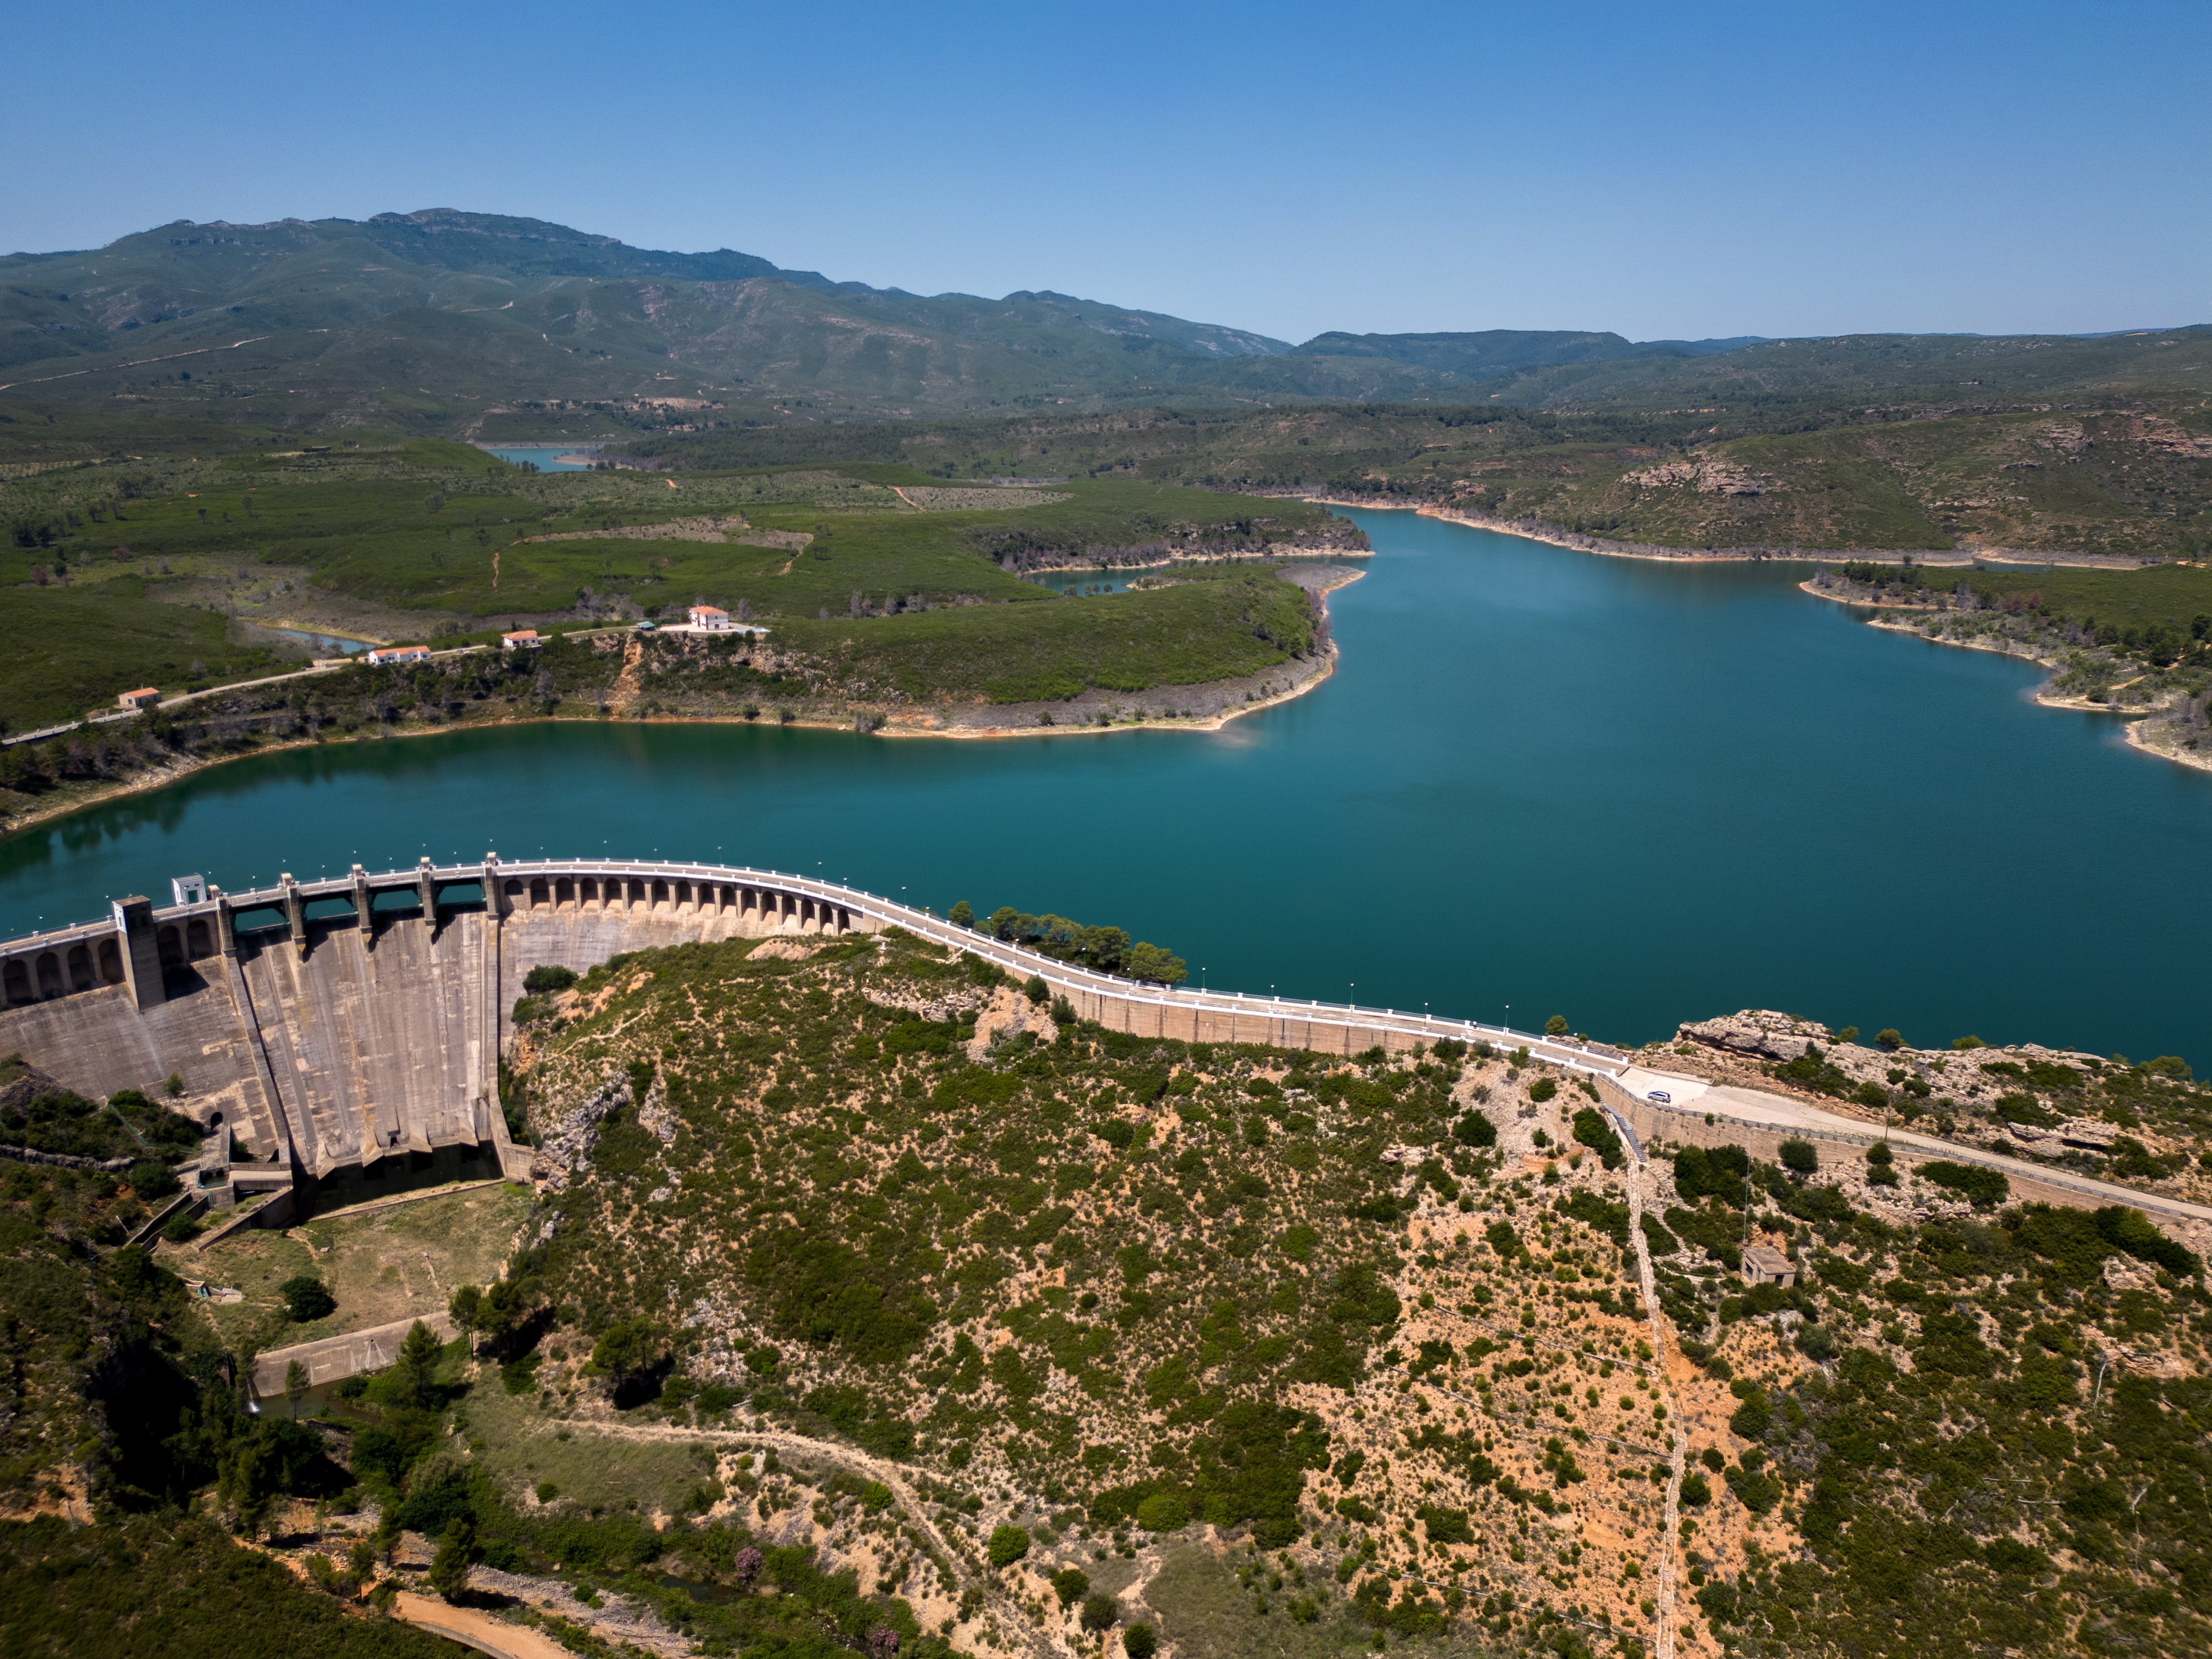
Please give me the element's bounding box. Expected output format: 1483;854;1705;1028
2;856;2207;1251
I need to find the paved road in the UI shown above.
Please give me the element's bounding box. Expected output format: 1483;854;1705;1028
1616;1064;2212;1231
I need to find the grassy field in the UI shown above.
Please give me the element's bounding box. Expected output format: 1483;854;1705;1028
0;443;1345;726
1922;560;2212;634
173;1180;536;1353
773;568;1318;702
462;1385;717;1518
0;581;288;729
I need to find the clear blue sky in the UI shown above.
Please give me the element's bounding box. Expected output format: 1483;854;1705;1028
7;0;2205;345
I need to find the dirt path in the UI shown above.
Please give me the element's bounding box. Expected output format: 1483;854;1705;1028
559;1417;1059;1658
391;1591;576;1659
1625;1160;1686;1659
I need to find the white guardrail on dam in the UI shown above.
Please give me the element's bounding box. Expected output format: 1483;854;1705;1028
5;855;2209;1242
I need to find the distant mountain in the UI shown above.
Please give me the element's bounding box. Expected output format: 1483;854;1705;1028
1290;329;1661;377
0;210;2203;443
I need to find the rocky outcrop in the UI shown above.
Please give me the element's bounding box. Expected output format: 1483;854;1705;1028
1625;455;1773;496
536;1072;634;1194
1676;1009;1829;1063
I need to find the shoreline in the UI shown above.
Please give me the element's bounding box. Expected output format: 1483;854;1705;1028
1302;494;2163;571
1800;586;2212;778
0;567;1366;840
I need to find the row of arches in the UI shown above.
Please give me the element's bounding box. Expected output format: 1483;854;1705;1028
1;914;220;1007
1;938;121;1004
501;873;854;933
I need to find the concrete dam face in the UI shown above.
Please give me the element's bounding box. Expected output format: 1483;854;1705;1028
0;859;880;1219
10;855;2204;1252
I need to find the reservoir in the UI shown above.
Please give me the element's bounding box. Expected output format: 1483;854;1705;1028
3;511;2207;1063
478;446;597;471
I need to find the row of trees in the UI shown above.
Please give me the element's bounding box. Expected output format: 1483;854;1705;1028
945;901;1188;985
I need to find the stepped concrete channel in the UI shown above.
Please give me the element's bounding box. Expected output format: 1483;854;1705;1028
1;857;2206;1255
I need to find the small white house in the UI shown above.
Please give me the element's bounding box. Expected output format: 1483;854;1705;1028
117;686;162;712
501;629;542;651
688;605;733;631
365;645;431;666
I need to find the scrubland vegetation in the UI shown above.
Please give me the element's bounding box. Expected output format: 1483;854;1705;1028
2;925;2209;1656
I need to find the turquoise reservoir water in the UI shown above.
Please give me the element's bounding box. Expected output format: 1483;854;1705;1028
480;446;596;471
5;511;2207;1061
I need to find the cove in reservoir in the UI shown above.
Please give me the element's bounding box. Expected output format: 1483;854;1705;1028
3;511;2207;1063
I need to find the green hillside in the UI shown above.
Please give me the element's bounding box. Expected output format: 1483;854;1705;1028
5;210;2206;448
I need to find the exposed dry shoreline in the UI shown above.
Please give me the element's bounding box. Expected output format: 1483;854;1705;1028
0;566;1367;839
1300;494;2161;570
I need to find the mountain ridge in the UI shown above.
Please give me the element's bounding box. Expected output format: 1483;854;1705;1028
1;209;2205;441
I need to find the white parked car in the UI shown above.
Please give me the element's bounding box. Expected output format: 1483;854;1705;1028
1647;1090;1671;1104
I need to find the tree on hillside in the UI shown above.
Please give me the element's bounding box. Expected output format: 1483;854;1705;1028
392;1319;444;1408
284;1360;309;1419
427;1518;474;1603
279;1275;335;1323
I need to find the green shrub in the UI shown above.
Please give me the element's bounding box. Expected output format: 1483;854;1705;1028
1122;1620;1156;1656
1727;1390;1771;1442
1569;1108;1622;1169
127;1160;180;1202
1023;974;1049;1004
280;1276;336;1322
2093;1206;2197;1275
1094;1119;1136;1150
1679;1473;1711;1506
1544;1015;1569;1037
1778;1138;1818;1175
987;1524;1030;1567
1134;1493;1187;1532
1453;1111;1496;1148
1528;1077;1558;1103
523;965;578;994
1051;1567;1091;1608
1417;1504;1474;1545
1920;1160;2009;1207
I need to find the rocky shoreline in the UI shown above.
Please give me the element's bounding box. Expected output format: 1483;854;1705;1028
1796;574;2212;777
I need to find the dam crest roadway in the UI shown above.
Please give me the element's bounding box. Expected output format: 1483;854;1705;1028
0;857;2204;1252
